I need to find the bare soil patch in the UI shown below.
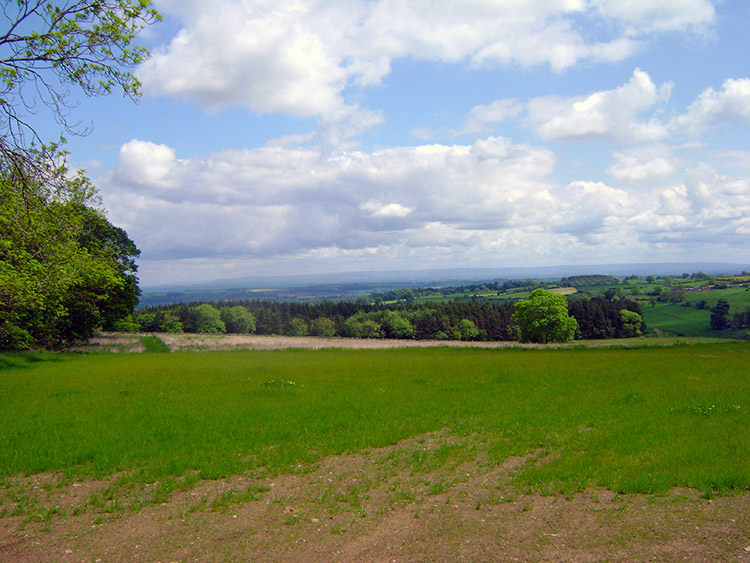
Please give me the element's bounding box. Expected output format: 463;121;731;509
2;431;748;562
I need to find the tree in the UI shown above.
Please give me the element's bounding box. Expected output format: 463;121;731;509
457;319;479;341
221;306;256;334
193;304;225;334
0;164;140;348
343;313;383;338
1;0;160;180
382;310;415;339
0;1;159;349
619;310;643;337
513;288;578;344
75;204;141;330
310;317;336;338
287;317;309;336
710;299;730;331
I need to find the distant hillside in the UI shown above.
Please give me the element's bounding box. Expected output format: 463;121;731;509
143;263;748;292
138;263;749;309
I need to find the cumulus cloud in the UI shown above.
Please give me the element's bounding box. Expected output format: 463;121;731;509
105;136;557;264
527;68;672;143
454;99;523;136
103;135;750;285
458;71;750;147
360;200;413;218
672;78;750;135
607;150;677;183
550;181;631;243
630;164;750;244
113;140;180;189
591;0;715;34
140;2;347;116
139;0;712;124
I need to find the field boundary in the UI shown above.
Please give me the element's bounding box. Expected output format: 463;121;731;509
76;332;734;353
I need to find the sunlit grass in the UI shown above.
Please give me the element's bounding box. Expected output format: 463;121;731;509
0;344;748;495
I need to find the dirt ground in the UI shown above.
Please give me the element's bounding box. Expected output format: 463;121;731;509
2;430;749;563
3;334;748;561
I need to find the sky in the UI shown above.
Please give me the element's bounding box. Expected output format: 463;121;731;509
54;0;750;287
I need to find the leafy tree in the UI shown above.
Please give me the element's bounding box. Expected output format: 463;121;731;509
310;317;336;338
1;0;160;177
733;309;750;330
0;1;159;349
75;204;141;330
513;288;578;344
603;288;621;301
193;304;225;334
714;299;730;315
619;310;643;337
343;312;383;338
0;164;139;348
287;317;309;336
157;311;183;333
221;306;256;334
382;310;415;339
457;319;479;341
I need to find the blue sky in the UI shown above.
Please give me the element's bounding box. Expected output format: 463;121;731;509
52;0;750;287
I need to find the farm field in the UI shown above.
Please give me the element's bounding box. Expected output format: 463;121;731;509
1;341;749;561
640;303;714;337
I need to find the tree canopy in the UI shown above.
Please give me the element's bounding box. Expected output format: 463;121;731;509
0;1;159;349
1;0;160;174
513;288;578;344
0;161;140;348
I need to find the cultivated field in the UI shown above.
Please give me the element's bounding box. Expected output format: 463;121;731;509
1;338;748;561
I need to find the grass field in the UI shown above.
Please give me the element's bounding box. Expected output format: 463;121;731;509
682;285;750;310
640;303;714;337
1;344;748;498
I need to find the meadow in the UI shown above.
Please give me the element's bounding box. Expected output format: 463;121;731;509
1;343;748;498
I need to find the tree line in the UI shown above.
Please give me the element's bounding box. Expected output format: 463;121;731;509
133;294;644;342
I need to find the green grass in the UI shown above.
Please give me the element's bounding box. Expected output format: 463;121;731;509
682;285;750;310
0;351;62;371
140;335;170;353
641;303;713;336
0;345;748;496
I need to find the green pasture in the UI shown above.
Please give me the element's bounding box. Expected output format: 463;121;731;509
641;303;714;336
1;344;748;496
682;285;750;310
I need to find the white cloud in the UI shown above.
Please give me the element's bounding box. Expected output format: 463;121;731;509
550;181;632;242
672;78;750;135
140;2;347;117
629;164;750;244
527;68;672;142
457;72;750;147
140;1;711;126
607;150;677;183
104;136;558;264
103;135;750;286
454;99;523;136
591;0;715;34
113;140;180;189
360;200;413;218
